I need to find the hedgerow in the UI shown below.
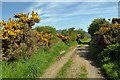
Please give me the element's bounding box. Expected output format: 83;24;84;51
88;18;120;79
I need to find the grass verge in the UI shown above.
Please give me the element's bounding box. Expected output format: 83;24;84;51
2;41;78;78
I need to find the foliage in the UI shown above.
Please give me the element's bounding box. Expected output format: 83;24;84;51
56;33;71;44
61;29;69;36
93;23;120;53
76;34;82;44
61;27;87;41
2;41;65;78
1;11;42;61
102;63;119;79
1;11;57;61
2;41;78;78
61;27;77;41
85;36;88;39
77;29;86;39
89;18;120;54
98;43;120;79
112;18;120;24
67;41;78;47
95;23;120;45
88;18;110;38
1;10;86;78
77;39;82;44
89;18;120;79
34;26;57;35
34;29;56;48
98;43;120;64
89;41;101;58
1;10;86;62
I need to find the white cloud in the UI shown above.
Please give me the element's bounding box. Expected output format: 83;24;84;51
24;2;117;30
66;6;117;17
27;2;117;23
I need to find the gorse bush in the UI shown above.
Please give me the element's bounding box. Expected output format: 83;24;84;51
56;33;71;44
61;27;87;40
88;18;110;38
94;23;120;48
2;41;78;78
1;11;58;61
88;18;120;79
89;18;120;54
1;10;86;61
1;10;41;61
76;34;81;41
1;10;87;78
34;29;56;48
77;29;86;39
2;41;67;78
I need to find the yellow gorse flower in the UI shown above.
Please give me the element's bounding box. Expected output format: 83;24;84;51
3;48;5;50
2;10;42;53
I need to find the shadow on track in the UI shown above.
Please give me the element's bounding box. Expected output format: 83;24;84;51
77;42;101;69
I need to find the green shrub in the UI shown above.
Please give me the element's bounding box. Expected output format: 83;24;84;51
98;43;120;63
34;26;57;35
89;41;100;58
98;43;120;79
102;63;119;79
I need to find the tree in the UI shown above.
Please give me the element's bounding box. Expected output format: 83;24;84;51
77;29;86;39
34;26;57;35
61;29;69;36
68;27;75;34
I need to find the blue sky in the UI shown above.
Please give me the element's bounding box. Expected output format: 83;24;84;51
2;2;118;32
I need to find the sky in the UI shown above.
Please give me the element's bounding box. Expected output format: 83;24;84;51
2;2;118;32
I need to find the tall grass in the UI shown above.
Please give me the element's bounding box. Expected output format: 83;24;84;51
2;41;78;78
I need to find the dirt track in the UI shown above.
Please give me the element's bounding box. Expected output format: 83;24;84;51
41;43;104;78
41;46;78;78
65;44;104;78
